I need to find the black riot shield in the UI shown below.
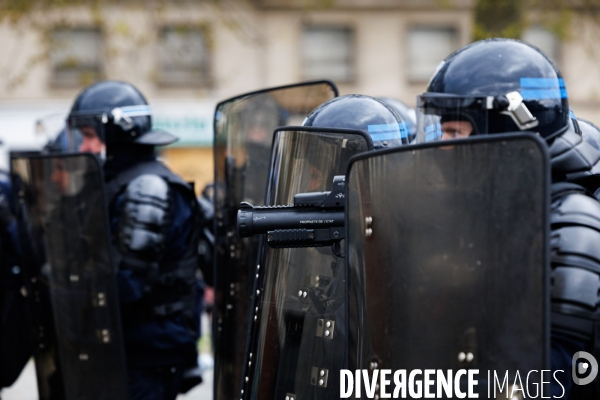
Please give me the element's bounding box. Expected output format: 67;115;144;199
240;127;372;400
10;153;128;400
213;81;338;400
346;133;549;397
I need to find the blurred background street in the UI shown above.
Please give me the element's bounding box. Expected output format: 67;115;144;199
2;0;600;190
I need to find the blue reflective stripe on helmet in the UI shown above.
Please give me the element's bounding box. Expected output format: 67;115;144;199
120;105;152;115
368;122;412;140
370;132;400;141
368;123;399;133
520;89;567;100
520;78;565;88
425;123;442;141
368;123;402;141
519;78;567;99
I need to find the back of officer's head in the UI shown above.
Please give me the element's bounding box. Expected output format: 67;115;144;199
303;94;413;149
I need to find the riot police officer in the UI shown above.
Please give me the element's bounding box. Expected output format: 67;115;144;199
67;80;206;399
416;38;600;398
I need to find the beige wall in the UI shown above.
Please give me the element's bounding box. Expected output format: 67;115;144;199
0;1;599;125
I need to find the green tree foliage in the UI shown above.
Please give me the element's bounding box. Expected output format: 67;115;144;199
474;0;600;42
474;0;524;40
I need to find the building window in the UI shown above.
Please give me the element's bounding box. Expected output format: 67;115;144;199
50;28;102;87
158;26;211;87
302;26;354;83
407;26;459;83
522;26;560;63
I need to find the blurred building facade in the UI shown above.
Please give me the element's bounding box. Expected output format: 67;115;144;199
0;0;599;184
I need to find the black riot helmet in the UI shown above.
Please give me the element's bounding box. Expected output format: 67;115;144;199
67;81;177;153
417;38;570;142
303;94;411;149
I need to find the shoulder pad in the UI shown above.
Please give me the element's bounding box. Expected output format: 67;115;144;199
125;174;169;207
551;182;588;200
552;226;600;272
553;266;600;309
551;191;600;232
551;189;600;322
550;129;600;176
119;174;170;257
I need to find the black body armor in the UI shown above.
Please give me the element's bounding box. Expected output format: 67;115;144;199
106;159;202;321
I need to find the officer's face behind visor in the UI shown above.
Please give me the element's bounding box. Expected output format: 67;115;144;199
66;115;106;156
416;94;489;143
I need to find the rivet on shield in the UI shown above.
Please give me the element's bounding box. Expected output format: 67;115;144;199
466;352;474;362
256;290;260;296
458;352;466;362
298;290;303;297
365;228;373;237
70;274;79;282
79;353;89;361
100;329;111;343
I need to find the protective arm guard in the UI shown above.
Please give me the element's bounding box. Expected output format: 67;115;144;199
550;183;600;341
118;174;170;260
549;129;600;195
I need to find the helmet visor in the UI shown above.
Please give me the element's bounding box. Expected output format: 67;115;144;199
66;114;106;155
416;94;490;143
